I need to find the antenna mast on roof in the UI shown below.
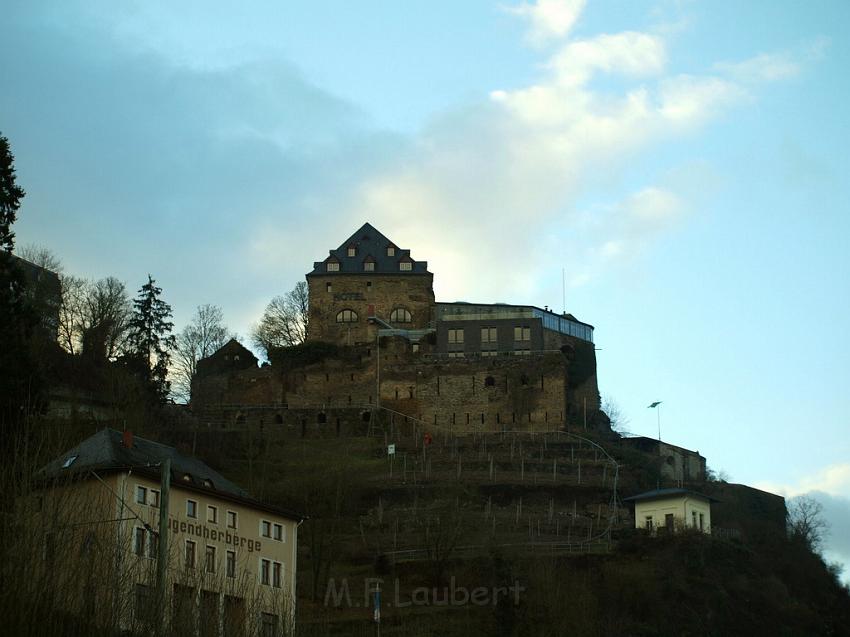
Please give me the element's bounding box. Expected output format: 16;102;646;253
562;268;566;314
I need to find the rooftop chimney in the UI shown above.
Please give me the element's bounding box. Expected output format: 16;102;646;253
122;430;134;449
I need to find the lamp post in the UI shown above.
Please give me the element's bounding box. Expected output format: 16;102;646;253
647;401;662;441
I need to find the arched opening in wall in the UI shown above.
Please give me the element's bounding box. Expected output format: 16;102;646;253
484;376;495;388
317;412;327;424
361;411;371;422
390;307;412;323
274;414;283;425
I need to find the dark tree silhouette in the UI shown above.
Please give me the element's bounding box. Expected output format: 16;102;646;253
0;133;41;429
127;275;176;402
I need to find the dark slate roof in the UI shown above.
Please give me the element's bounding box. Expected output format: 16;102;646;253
623;488;720;503
38;429;304;521
307;222;430;276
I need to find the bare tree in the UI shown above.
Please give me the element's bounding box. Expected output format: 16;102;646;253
57;275;132;358
17;243;63;273
601;395;631;435
251;282;309;356
173;304;229;402
788;495;829;553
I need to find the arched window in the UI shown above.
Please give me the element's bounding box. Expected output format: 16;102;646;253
336;309;358;323
390;307;412;323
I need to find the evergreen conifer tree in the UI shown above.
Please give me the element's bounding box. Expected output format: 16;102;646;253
127;275;176;402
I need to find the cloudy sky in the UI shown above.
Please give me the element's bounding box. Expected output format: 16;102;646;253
3;1;848;578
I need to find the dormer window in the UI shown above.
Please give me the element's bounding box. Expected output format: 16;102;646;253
326;262;340;272
364;262;374;271
347;245;356;257
399;261;412;271
387;245;396;257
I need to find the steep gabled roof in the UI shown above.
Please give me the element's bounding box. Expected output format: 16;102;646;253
38;429;304;521
307;222;430;276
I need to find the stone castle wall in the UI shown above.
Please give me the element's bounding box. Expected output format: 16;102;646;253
307;273;434;345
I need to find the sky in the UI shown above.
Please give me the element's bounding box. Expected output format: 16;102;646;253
2;1;848;579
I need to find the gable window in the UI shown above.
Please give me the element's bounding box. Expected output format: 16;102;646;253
336;309;358;323
448;328;464;344
399;261;412;271
326;261;340;272
347;245;356;257
390;308;412;323
387;246;395;256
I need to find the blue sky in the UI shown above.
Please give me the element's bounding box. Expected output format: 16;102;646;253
3;1;849;576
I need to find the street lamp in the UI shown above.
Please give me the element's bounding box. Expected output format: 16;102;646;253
647;401;662;441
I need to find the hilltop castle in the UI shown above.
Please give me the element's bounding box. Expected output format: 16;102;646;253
192;223;604;435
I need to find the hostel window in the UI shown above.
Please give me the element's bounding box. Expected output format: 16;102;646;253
448;328;464;344
326;262;339;272
186;499;197;518
387;246;395;256
390;308;412;323
149;489;160;508
273;523;284;542
205;545;216;573
208;505;218;524
364;261;375;271
261;520;271;538
226;550;236;578
185;540;196;569
336;309;358;323
514;326;531;341
480;327;497;343
272;562;282;588
136;486;147;505
134;527;147;557
399;261;412;271
347;246;356;257
227;511;237;529
260;559;270;585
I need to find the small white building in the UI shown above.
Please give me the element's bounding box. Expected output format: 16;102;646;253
624;488;717;535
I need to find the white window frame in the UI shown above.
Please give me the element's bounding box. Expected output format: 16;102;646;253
326;261;339;272
273;523;284;542
347;246;356;257
260;519;271;538
387;246;395;256
399;261;412;271
481;327;497;344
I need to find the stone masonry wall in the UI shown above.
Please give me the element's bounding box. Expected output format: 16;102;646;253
307;273;434;345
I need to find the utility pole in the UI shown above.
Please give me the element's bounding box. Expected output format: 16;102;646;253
157;458;171;636
648;401;662;441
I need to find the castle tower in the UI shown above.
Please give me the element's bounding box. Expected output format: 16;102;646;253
305;223;434;346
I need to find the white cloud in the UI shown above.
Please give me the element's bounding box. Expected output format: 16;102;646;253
506;0;587;46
